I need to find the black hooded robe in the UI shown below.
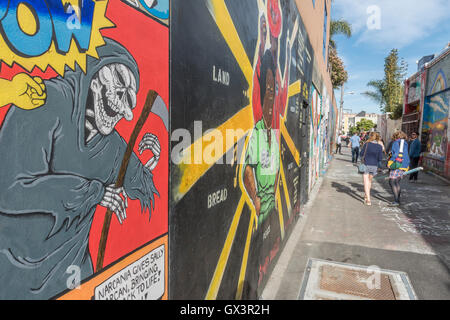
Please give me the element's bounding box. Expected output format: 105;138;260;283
0;39;158;299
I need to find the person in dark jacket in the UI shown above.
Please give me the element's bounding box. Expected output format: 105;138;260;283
388;131;410;206
408;131;421;182
386;134;395;154
359;132;384;205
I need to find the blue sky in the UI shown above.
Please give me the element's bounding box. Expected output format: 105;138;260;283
330;0;450;114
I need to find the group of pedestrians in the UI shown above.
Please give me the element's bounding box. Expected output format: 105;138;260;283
343;129;422;207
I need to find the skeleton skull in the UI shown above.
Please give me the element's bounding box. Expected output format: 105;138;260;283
89;63;137;136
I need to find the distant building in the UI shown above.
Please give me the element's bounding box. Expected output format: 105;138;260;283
344;111;379;134
341;113;355;135
417;55;435;72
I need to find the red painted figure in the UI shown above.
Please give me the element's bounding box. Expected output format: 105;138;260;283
252;0;291;141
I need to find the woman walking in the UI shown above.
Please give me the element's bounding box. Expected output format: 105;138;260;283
359;132;384;205
376;134;386;171
387;131;410;206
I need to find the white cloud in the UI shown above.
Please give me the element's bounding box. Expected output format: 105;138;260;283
332;0;450;49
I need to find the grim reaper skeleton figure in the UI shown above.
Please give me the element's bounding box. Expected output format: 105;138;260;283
0;38;166;299
86;63;161;221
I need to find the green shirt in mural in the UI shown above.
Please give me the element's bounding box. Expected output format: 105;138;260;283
244;120;280;225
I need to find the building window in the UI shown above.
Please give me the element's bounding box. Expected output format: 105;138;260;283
312;0;315;8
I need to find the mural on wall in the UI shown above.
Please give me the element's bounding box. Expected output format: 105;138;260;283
170;0;312;299
321;85;331;170
429;69;448;95
121;0;169;24
309;85;321;192
422;62;450;177
422;89;449;175
308;81;334;188
329;97;338;155
407;73;421;105
0;0;169;300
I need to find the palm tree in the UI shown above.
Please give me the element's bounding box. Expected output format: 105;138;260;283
329;19;352;50
362;80;386;111
328;19;352;88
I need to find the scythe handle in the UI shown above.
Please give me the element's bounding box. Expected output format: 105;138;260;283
96;90;158;272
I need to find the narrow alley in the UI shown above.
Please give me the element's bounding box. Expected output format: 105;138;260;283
263;145;450;300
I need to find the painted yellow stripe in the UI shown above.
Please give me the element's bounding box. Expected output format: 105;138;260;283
237;134;259;232
211;0;253;84
277;189;285;240
280;121;300;166
288;80;301;98
206;196;246;300
176;105;253;200
279;159;292;217
235;213;255;300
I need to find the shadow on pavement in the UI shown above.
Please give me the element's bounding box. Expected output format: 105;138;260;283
348;181;392;203
331;181;364;203
335;157;353;163
269;146;450;300
297;146;450;299
375;168;450;276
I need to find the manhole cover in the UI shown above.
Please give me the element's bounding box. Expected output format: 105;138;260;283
298;259;417;300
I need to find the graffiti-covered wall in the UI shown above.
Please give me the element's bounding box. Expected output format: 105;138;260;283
1;0;337;300
309;84;321;192
170;0;313;299
0;0;169;299
426;51;450;97
421;50;450;178
308;80;335;192
422;90;450;178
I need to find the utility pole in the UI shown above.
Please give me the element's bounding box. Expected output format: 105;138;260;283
339;83;344;134
339;86;355;135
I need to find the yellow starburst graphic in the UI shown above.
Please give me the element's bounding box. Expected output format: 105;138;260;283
0;0;114;75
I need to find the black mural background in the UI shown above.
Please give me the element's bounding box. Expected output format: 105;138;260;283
170;0;313;299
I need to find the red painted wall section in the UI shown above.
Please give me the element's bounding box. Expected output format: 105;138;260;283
0;0;169;300
90;0;169;269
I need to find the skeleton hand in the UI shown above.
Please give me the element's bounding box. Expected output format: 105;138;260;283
100;184;128;224
138;133;160;171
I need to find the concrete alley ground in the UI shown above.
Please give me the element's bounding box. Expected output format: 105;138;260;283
262;145;450;300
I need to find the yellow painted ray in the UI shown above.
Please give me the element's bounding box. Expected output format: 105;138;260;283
176;0;258;201
205;196;246;300
235;213;256;300
209;0;253;85
280;120;300;166
279;157;292;217
187;1;302;301
276;188;285;240
175;105;253;201
288;80;302;98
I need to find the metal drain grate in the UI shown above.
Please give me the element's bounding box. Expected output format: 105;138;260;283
319;265;396;300
299;259;417;300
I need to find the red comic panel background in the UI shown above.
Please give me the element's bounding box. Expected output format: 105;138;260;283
0;0;169;271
